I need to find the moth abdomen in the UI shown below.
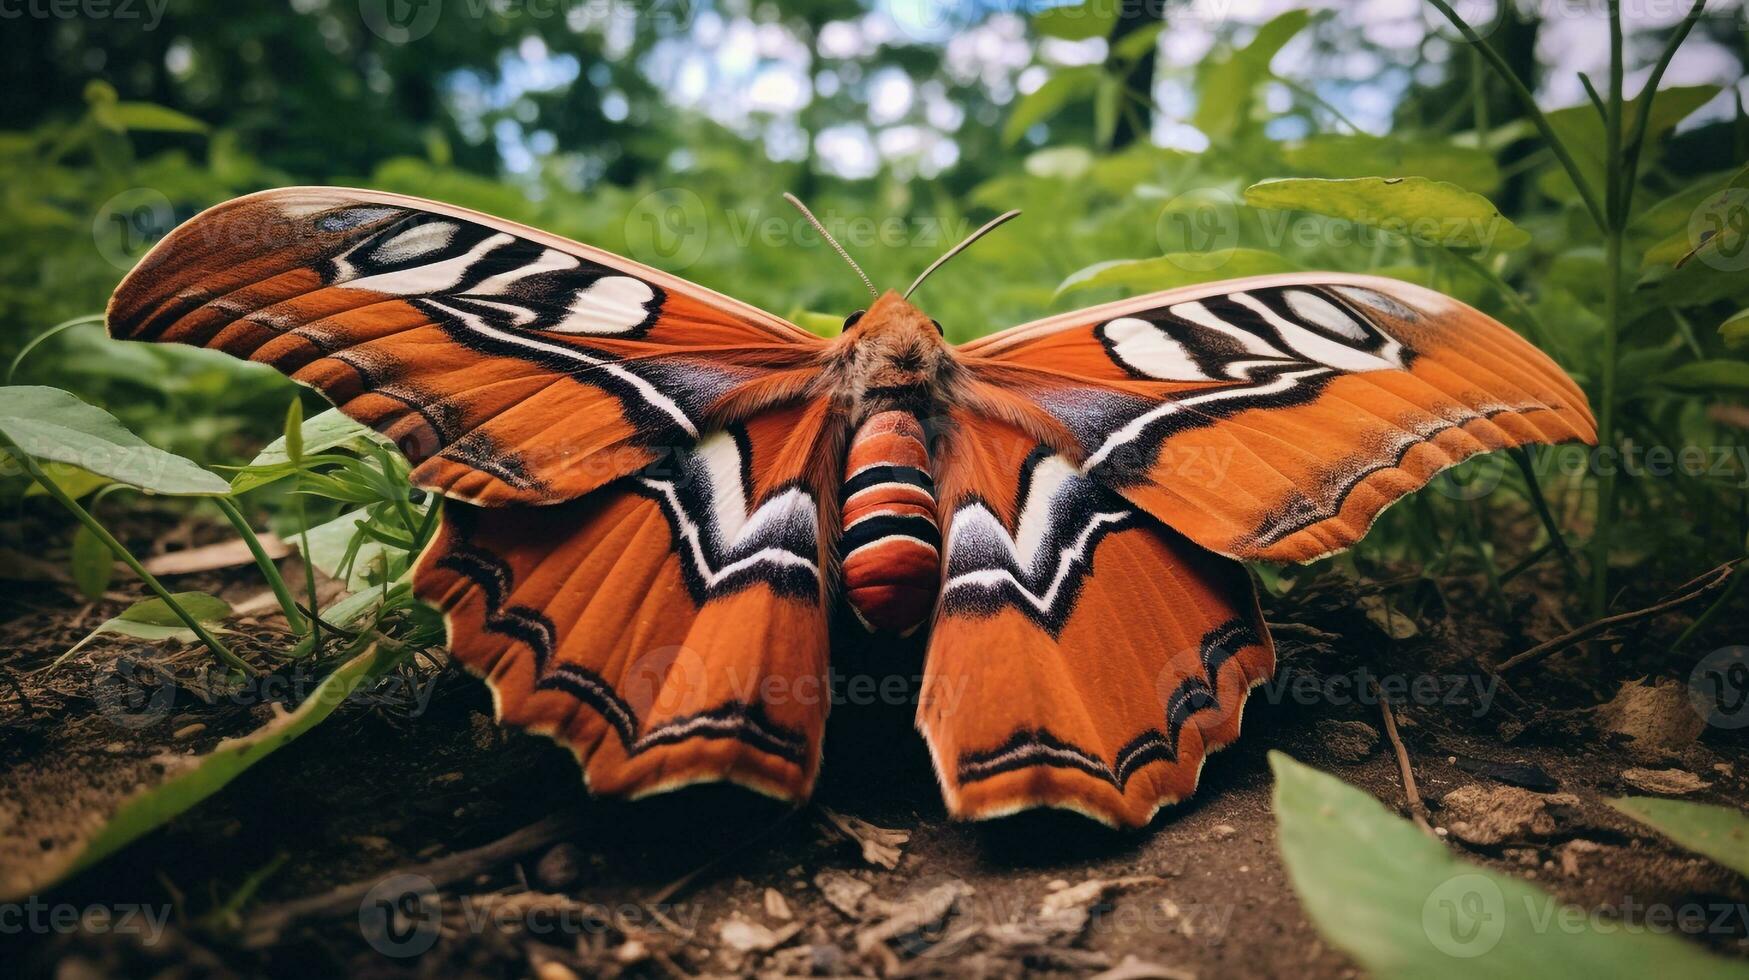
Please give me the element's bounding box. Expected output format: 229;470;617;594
840;410;940;635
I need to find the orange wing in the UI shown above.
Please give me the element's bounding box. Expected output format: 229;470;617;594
109;187;839;801
415;399;838;801
956;273;1595;562
107;187;825;506
919;411;1274;827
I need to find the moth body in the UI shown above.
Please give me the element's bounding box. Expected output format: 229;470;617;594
840;410;940;634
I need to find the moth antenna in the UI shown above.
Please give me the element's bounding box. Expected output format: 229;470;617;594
904;209;1021;300
784;192;877;299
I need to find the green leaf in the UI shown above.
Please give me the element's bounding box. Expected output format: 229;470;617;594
1541;85;1721;203
1270;752;1749;979
5;644;404;900
0;386;229;496
231;408;391;494
1094;76;1120;150
94;102;209;134
1721;309;1749;349
1023;146;1094;180
1649;359;1749;392
1281;135;1501;193
23;462;111;500
1243;177;1531;251
1056;249;1300;297
283;398;305;466
1194;9;1311;141
118;591;231;627
69;525;114;600
1003;67;1102;146
301;507;401;591
1032;0;1116;40
1608;797;1749;878
1112;22;1164;62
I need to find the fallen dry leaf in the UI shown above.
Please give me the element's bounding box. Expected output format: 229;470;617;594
1039;875;1165;918
717;914;802;954
819;807;910;869
763;886;792;921
814;870;873;918
1438;784;1580;845
1596;678;1706;758
1092;954;1198;980
143;535;290;575
854;879;970;954
1621;766;1709;795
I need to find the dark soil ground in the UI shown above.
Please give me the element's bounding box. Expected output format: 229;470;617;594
1;515;1746;979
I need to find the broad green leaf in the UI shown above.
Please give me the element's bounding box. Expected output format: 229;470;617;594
1194;9;1311;141
1722;309;1749;349
92;101;209;134
1282;135;1500;193
69;525;113;600
1056;249;1300;297
4;644;403;901
300;507;416;591
1608;797;1749;877
119;591;231;627
1270;752;1749;979
1032;0;1115;40
231;408;391;494
1650;359;1749;392
1541;85;1721;204
0;386;229;496
1243;177;1530;251
1003;66;1102;145
23;462;111;500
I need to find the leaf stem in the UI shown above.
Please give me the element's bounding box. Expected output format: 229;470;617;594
0;429;250;674
6;315;104;385
1619;0;1707;219
1423;0;1608;230
212;496;308;635
1592;0;1626;618
1509;447;1583;582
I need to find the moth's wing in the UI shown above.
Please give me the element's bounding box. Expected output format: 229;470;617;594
955;273;1595;562
919;411;1273;827
108;186;826;506
416;398;838;800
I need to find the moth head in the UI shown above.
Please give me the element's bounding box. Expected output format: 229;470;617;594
841;291;954;417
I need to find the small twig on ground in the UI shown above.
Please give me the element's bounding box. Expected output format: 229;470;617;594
241;811;577;947
1265;621;1341;643
1497;560;1739;673
1370;677;1434;837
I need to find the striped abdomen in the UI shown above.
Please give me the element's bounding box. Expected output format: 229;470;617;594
840;411;940;635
